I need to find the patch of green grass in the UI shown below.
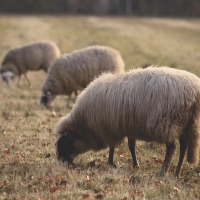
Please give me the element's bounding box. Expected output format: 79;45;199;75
0;15;200;199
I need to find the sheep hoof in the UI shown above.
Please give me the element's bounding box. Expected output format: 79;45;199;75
107;162;116;168
64;161;75;169
158;170;167;177
175;172;181;179
133;164;140;169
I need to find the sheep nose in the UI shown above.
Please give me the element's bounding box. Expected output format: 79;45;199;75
40;95;48;106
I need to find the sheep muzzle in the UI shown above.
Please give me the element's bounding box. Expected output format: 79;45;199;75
55;134;76;165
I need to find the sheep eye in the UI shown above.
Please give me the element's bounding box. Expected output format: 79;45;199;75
67;134;72;139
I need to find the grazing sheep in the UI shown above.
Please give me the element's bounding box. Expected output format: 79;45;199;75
54;66;200;177
0;41;60;86
40;45;124;108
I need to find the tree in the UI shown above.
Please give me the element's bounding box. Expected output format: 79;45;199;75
126;0;132;15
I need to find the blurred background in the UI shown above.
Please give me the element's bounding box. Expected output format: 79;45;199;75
0;0;200;16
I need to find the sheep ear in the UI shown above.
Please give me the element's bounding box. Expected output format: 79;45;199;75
47;91;52;96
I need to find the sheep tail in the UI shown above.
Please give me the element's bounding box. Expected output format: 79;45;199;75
185;116;200;165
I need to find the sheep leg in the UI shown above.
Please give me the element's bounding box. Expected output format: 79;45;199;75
24;73;31;86
128;138;139;168
17;75;21;87
74;90;78;96
66;94;72;108
160;142;176;176
175;134;187;178
107;147;116;167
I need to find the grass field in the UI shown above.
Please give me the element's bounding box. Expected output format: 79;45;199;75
0;15;200;200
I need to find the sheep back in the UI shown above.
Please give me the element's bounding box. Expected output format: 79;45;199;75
41;45;124;95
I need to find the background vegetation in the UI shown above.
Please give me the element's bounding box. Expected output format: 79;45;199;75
0;0;200;16
0;15;200;199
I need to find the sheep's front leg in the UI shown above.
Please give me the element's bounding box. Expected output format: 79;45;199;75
175;134;187;178
107;147;116;167
74;90;78;97
128;138;139;168
160;142;176;176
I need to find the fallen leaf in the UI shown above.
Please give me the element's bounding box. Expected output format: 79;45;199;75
151;157;163;164
52;111;57;117
84;198;92;200
173;187;180;193
117;150;128;159
127;165;133;172
55;175;62;183
82;194;90;199
85;180;93;186
4;148;10;155
16;152;25;158
48;128;52;133
50;185;58;193
49;166;54;173
3;180;9;187
86;175;90;181
94;188;101;194
66;173;73;179
45;177;51;184
38;196;47;200
95;194;104;199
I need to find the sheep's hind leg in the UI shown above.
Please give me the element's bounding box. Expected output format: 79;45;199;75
128;138;139;168
107;147;116;168
160;142;176;176
66;94;72;108
175;134;187;178
17;75;21;87
24;73;31;87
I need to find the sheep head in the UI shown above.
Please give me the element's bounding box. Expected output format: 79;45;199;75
40;91;56;108
55;130;90;166
0;63;16;86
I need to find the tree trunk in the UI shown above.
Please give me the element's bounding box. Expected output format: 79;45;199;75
126;0;132;15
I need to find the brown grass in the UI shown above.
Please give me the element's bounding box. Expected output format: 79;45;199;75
0;15;200;199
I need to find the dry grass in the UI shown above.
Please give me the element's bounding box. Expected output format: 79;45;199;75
0;15;200;200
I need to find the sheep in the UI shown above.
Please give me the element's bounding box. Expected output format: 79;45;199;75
40;45;125;108
54;66;200;177
0;40;60;86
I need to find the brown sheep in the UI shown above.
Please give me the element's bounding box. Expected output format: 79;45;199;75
0;40;60;86
40;45;124;108
54;66;200;177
